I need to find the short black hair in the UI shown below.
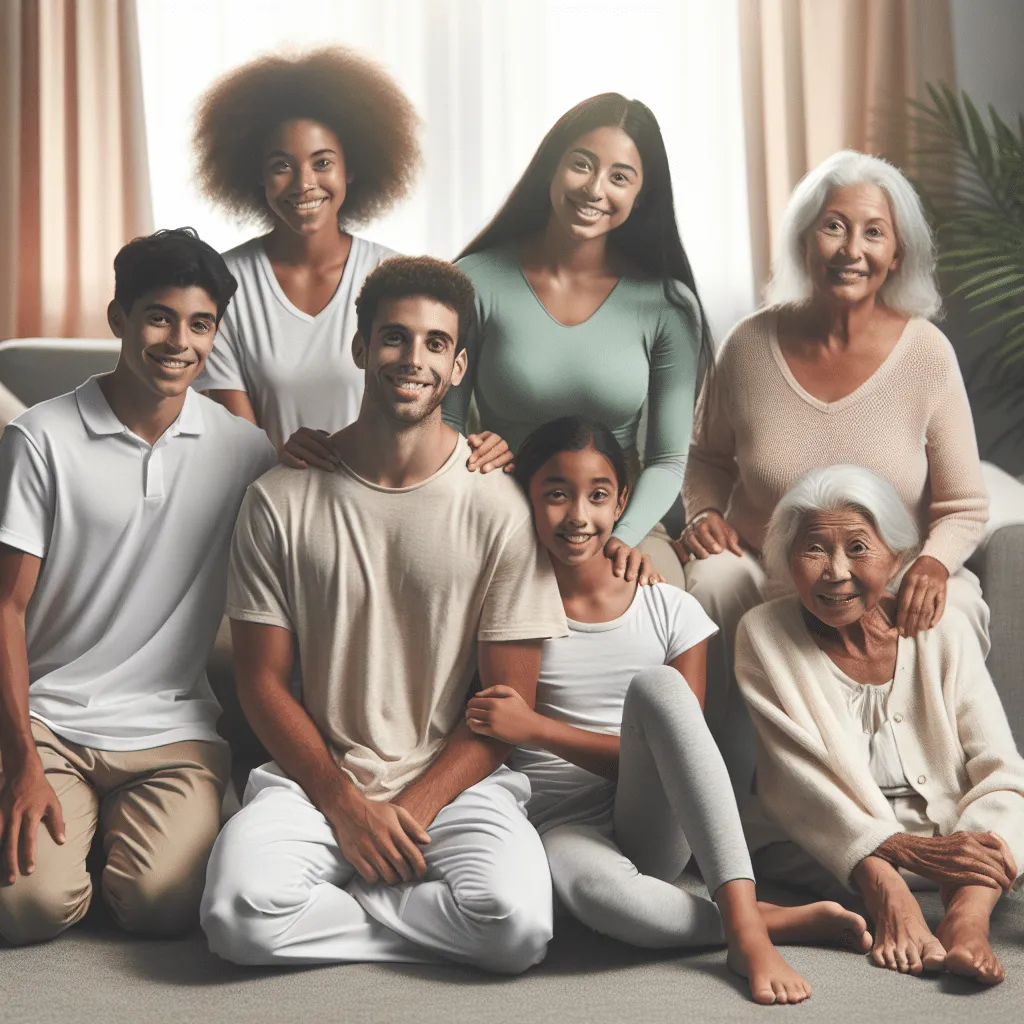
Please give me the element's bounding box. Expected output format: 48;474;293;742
113;227;238;321
354;256;475;345
513;417;629;499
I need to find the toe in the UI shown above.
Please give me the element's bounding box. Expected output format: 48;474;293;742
751;981;776;1006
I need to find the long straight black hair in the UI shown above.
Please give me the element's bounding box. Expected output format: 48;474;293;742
459;93;715;382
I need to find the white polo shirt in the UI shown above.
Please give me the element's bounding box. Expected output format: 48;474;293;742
0;376;277;751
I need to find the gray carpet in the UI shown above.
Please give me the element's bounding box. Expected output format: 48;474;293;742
2;878;1021;1024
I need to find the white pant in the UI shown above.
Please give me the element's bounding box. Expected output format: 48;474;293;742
686;550;991;800
200;763;553;974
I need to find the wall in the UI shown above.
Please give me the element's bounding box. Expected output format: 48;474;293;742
948;0;1024;475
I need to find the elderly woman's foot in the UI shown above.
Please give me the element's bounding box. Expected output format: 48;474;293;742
936;886;1005;985
758;900;872;952
859;866;946;974
727;935;813;1005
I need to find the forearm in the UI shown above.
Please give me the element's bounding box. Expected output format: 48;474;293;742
612;462;684;547
204;389;258;426
396;721;506;824
0;609;37;767
532;716;620;781
237;669;358;810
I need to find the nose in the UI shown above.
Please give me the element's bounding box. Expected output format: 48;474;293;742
822;549;852;581
839;231;864;261
567;496;588;523
167;322;190;352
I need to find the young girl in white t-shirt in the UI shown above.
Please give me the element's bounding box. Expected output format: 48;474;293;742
465;416;873;1005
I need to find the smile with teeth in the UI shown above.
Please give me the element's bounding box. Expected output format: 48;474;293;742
391;377;431;391
149;353;193;369
290;197;328;211
817;592;859;605
557;531;597;545
829;267;868;280
571;201;605;220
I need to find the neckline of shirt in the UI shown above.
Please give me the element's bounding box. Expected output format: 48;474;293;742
75;375;205;447
767;310;915;414
255;234;361;324
333;433;467;493
566;583;648;632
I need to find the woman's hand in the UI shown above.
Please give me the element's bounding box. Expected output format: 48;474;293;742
672;509;742;561
280;427;340;471
465;432;513;473
895;555;949;638
604;537;664;585
466;685;544;746
874;831;1017;891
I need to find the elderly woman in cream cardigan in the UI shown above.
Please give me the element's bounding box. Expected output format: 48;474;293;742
736;466;1023;986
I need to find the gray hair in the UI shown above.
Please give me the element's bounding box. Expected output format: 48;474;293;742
762;465;921;587
765;150;942;320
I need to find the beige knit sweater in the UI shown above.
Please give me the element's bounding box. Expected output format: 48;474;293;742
736;597;1024;888
684;310;989;573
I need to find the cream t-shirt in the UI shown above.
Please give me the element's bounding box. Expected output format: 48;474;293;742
227;435;569;799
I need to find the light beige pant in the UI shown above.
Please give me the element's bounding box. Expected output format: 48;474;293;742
685;549;991;800
0;720;229;945
636;522;687;590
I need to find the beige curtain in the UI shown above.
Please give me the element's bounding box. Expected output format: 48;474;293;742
0;0;152;341
740;0;956;293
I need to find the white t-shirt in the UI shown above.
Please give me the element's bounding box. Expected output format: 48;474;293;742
0;377;277;750
510;583;718;833
227;434;570;800
195;234;397;450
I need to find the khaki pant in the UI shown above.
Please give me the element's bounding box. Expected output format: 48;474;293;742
636;522;687;590
0;720;229;945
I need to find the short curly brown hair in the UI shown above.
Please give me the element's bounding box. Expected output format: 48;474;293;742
355;257;476;345
193;47;420;228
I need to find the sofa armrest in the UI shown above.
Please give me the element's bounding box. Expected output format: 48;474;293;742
968;523;1024;745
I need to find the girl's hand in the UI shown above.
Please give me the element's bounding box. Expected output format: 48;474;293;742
603;537;663;585
895;555;948;638
466;685;543;746
466;432;513;473
280;427;340;471
672;509;742;560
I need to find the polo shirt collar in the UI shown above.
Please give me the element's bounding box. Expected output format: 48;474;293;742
76;375;206;438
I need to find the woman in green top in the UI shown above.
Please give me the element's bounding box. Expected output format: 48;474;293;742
441;93;714;583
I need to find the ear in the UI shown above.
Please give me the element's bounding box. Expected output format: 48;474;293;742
107;300;126;339
351;330;367;369
614;484;630;520
889;248;902;273
450;346;468;388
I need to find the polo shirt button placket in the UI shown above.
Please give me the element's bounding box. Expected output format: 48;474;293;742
144;445;165;500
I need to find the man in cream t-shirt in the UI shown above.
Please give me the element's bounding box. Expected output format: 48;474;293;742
201;256;569;973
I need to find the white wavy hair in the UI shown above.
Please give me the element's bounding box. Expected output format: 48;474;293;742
765;150;942;320
762;465;921;590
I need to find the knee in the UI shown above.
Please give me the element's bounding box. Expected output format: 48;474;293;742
0;872;90;945
624;667;701;725
103;858;205;936
686;552;762;617
456;883;553;975
199;865;292;965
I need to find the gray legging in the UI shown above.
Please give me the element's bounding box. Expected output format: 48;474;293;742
541;665;754;948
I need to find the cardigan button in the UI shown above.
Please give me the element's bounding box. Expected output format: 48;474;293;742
917;775;927;784
893;714;903;723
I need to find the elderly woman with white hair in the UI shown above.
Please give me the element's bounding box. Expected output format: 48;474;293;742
736;465;1023;986
674;150;989;797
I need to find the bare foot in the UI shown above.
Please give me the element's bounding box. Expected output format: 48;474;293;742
858;861;945;975
936;887;1004;986
727;936;813;1005
759;900;872;953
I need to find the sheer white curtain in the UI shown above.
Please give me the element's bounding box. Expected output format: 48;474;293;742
137;0;755;337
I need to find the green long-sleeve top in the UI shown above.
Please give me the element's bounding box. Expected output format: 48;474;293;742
441;247;702;547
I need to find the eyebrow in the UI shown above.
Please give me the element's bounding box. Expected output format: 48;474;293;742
264;148;337;160
540;474;616;486
377;323;455;344
144;303;216;321
570;147;639;175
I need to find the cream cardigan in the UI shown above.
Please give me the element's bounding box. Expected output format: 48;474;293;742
736;597;1024;888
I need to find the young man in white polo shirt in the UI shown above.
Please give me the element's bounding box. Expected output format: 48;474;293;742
200;256;569;973
0;229;277;945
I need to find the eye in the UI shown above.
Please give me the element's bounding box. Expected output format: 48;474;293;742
610;172;629;185
545;489;567;501
866;226;884;238
848;540;867;554
313;158;332;171
427;339;446;353
571;157;591;172
148;314;170;326
381;332;404;345
269;160;290;174
590;488;611;501
191;320;213;334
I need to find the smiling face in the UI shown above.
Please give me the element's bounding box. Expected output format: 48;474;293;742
806;182;901;308
106;285;218;399
261;118;349;235
528;446;627;567
788;508;904;628
353;294;467;426
547;126;644;242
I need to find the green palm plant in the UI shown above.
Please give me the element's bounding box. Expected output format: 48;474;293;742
907;83;1024;444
